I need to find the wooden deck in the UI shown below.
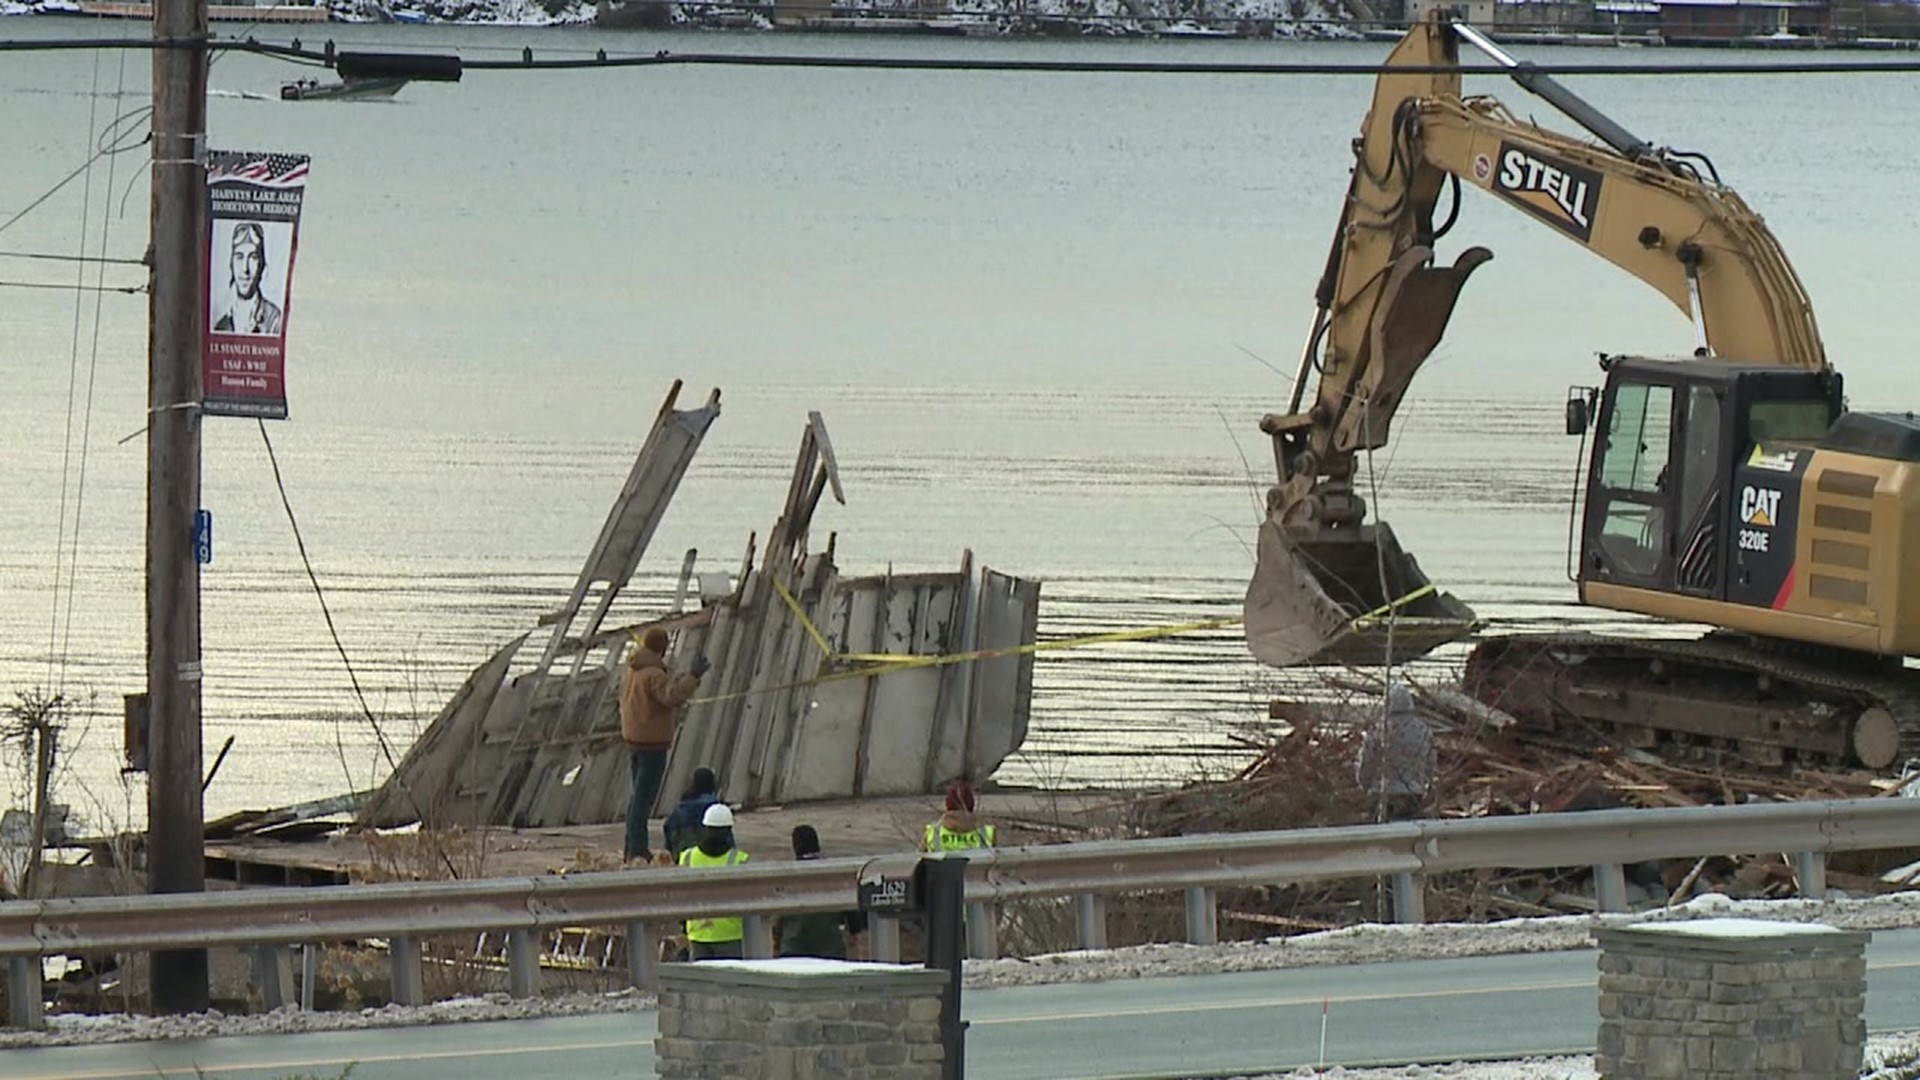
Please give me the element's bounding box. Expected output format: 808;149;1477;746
203;789;1133;887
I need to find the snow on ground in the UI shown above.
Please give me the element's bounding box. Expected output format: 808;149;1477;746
9;890;1920;1076
1219;1032;1920;1078
0;988;656;1050
1209;1033;1920;1078
963;890;1920;988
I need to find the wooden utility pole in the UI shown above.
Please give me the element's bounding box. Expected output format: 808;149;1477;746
147;0;209;1014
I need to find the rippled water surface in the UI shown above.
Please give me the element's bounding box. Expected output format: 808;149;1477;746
4;22;1918;821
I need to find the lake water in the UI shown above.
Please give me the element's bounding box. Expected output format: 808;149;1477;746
3;21;1918;824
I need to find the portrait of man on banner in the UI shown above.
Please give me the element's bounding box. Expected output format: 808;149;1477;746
209;218;291;337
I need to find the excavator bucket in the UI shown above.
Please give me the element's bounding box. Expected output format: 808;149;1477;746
1244;519;1478;668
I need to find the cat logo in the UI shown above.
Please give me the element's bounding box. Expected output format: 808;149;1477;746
1490;142;1602;243
1740;485;1783;528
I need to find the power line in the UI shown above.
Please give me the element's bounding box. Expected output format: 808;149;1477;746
254;420;407;795
48;47;108;696
0;279;146;293
0;115;149;239
58;47;134;698
5;34;1920;75
0;250;146;265
451;50;1920;75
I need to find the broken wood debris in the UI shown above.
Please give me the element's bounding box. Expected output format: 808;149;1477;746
1049;671;1920;935
359;381;1039;831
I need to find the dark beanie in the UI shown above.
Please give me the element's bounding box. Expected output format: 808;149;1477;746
791;824;821;859
642;627;670;653
945;779;975;812
690;767;718;797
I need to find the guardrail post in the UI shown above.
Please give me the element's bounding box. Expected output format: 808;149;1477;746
626;921;659;990
8;955;43;1029
300;943;317;1011
1074;894;1108;951
869;916;901;962
1594;863;1629;914
507;930;539;999
388;933;423;1007
742;915;773;960
1184;886;1217;946
1391;871;1425;924
965;902;997;959
254;945;295;1011
1793;851;1827;899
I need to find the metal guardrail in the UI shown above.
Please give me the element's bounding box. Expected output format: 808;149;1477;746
5;797;1918;1027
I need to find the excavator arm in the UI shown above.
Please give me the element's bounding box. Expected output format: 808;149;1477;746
1245;14;1828;668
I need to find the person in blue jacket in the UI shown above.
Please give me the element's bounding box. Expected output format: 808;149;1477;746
663;766;721;859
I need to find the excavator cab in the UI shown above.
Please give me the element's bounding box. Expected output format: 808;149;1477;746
1576;356;1841;610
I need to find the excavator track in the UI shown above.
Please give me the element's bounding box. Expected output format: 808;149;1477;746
1464;632;1920;774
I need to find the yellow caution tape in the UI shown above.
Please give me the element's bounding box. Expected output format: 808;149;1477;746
772;577;835;657
839;614;1246;669
1348;583;1437;629
681;578;1440;708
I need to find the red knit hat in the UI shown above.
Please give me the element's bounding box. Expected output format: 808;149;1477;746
945;779;976;812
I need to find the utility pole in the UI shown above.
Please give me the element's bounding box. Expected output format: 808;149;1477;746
148;0;209;1014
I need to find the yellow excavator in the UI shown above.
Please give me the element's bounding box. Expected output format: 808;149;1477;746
1245;13;1920;771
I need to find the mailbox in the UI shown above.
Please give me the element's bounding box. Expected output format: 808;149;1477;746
857;862;926;915
855;856;967;1080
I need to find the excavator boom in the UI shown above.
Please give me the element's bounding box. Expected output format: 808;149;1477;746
1246;14;1826;670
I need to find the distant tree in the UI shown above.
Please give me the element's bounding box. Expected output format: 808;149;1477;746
2;689;70;899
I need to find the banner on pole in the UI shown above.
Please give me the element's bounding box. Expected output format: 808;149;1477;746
202;151;309;420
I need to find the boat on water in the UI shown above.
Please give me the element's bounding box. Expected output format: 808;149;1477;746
280;76;410;101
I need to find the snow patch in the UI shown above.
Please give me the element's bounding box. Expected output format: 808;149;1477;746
0;989;653;1050
962;891;1920;989
700;957;920;976
1627;916;1848;939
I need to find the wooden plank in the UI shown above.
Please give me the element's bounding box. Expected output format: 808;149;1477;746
359;636;525;829
769;561;838;802
807;411;846;507
861;582;945;795
924;573;970;790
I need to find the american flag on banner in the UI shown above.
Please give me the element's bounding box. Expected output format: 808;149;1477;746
207;152;311;188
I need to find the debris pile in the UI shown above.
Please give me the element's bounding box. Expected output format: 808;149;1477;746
1070;671;1920;937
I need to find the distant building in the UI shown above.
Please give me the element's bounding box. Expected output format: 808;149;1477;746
1656;0;1831;39
1493;0;1596;30
1594;0;1661;33
1407;0;1495;22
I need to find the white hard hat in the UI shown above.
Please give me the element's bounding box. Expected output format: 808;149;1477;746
702;803;735;828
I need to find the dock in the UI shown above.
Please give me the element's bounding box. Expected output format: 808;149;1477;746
203;789;1132;887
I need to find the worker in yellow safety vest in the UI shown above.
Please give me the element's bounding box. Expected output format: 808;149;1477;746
922;779;996;852
677;802;751;959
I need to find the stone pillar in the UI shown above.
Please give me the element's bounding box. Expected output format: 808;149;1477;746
656;959;947;1080
1594;919;1869;1079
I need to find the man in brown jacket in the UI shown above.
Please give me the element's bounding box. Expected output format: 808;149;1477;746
620;626;707;863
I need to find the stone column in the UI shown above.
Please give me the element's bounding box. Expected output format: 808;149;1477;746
1594;918;1869;1079
656;959;948;1080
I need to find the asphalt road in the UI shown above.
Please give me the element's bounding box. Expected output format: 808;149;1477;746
10;930;1920;1080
